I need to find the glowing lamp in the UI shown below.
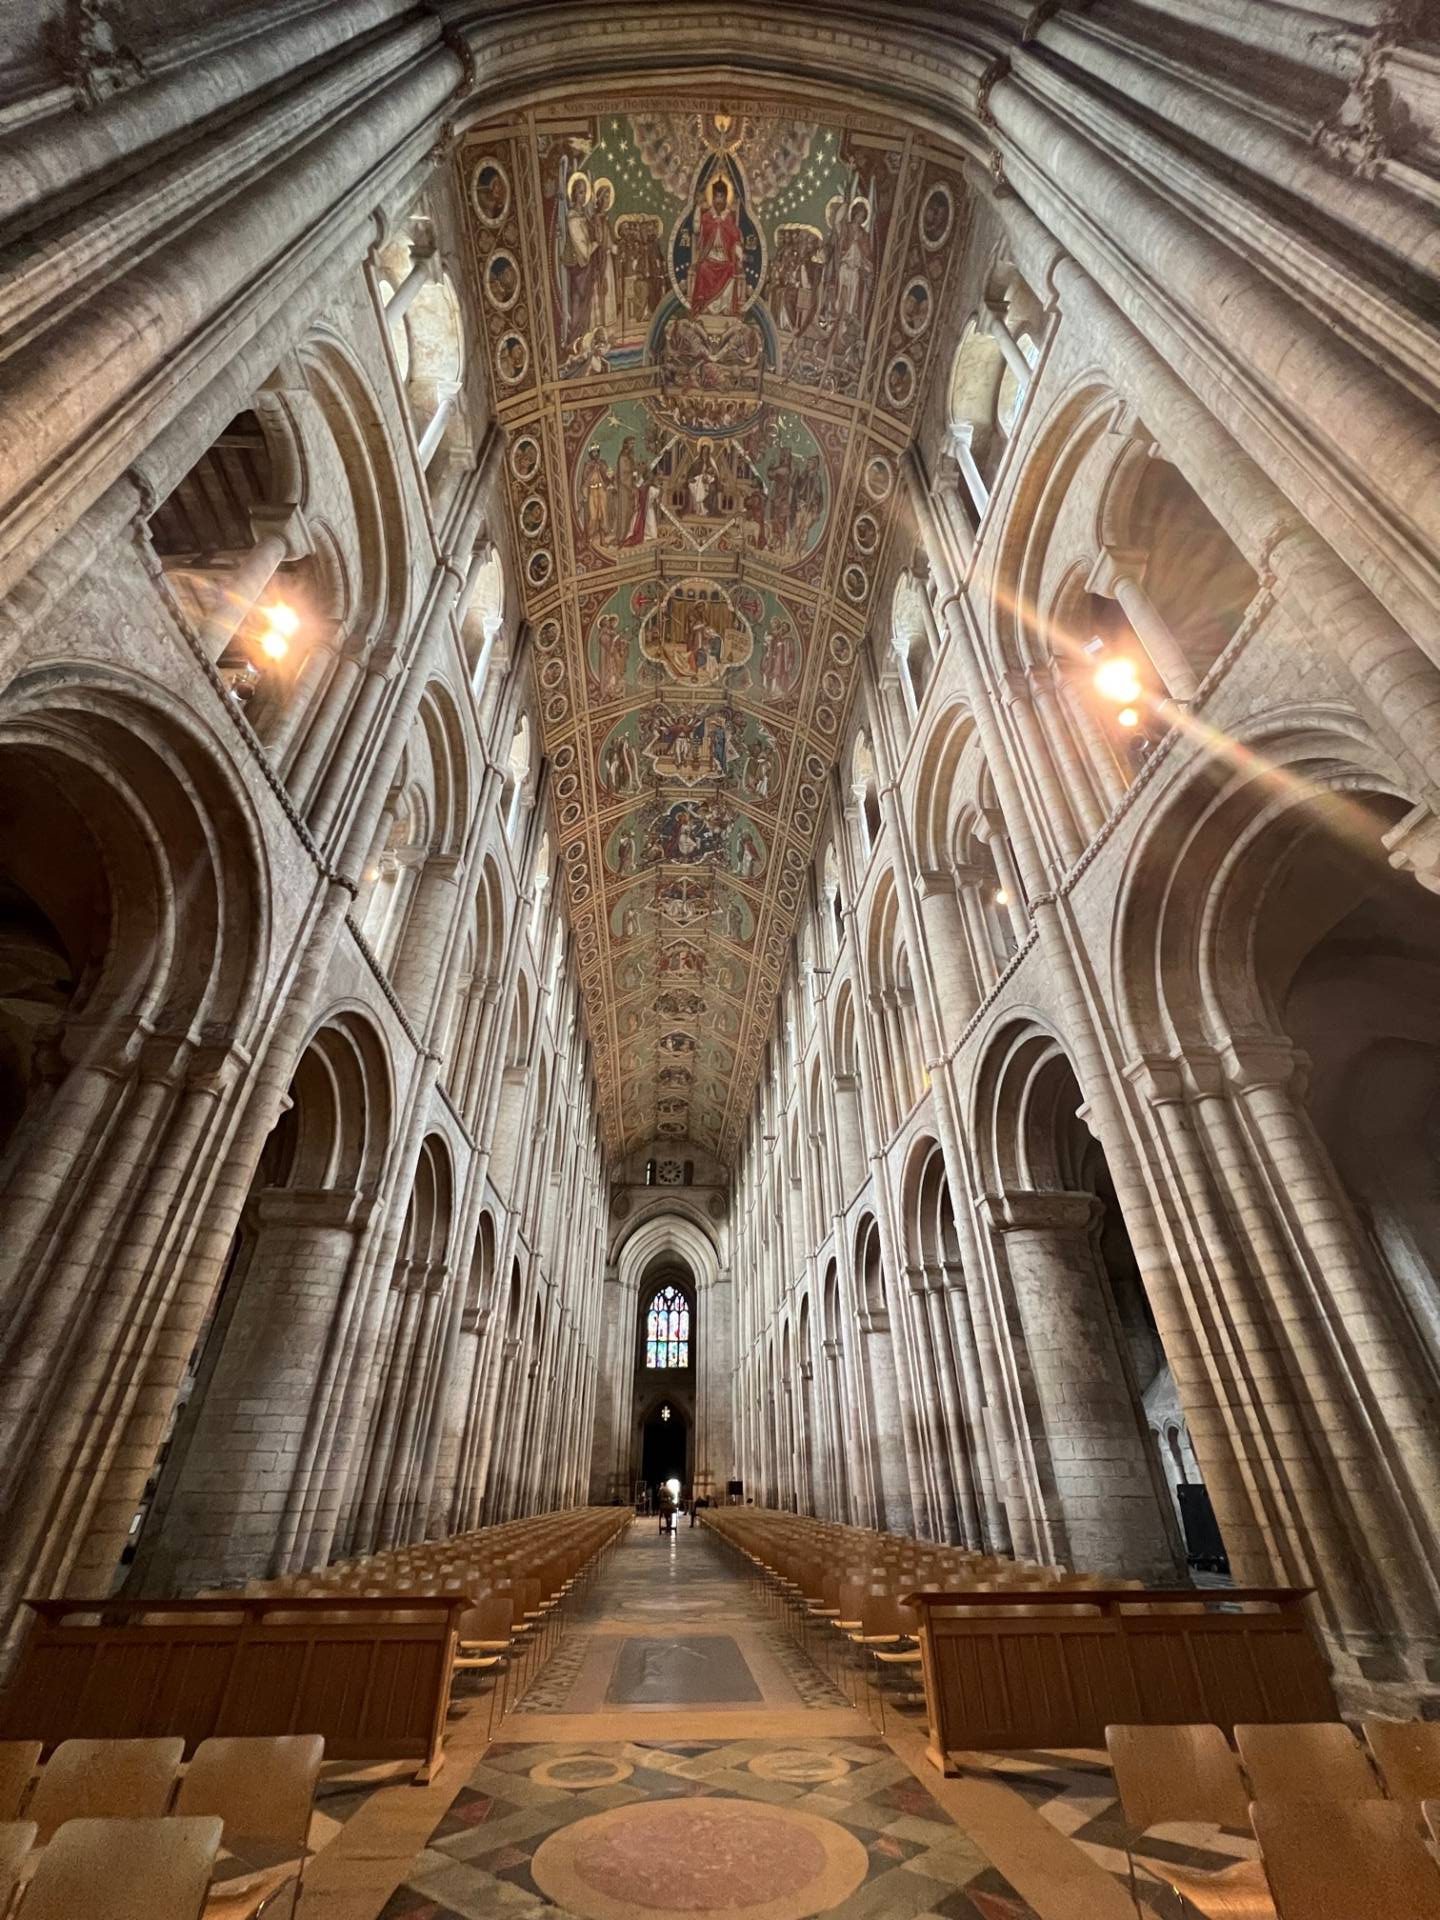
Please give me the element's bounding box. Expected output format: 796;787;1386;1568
1117;706;1139;728
258;601;300;660
1094;656;1141;703
994;887;1009;906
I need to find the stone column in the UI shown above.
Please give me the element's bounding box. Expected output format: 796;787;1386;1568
384;223;439;324
914;872;981;1044
948;422;990;520
986;1190;1178;1581
951;864;1000;994
1001;670;1084;872
821;1338;850;1521
982;301;1033;387
0;1035;241;1622
904;1264;960;1541
857;1300;914;1535
1030;663;1106;843
384;1274;449;1544
197;505;310;663
1087;547;1200;703
1187;1041;1440;1671
388;851;464;1030
152;1186;371;1589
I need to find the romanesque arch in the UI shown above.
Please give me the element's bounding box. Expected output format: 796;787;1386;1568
1112;706;1440;1667
968;1016;1178;1580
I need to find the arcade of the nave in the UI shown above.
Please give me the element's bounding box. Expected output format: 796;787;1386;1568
1;2;1440;1912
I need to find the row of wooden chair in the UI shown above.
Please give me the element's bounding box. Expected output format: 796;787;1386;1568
0;1733;322;1919
1107;1719;1440;1917
237;1505;628;1734
705;1506;1119;1728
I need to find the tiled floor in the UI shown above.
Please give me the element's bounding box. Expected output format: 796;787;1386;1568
297;1525;1165;1920
964;1748;1259;1916
378;1735;1038;1920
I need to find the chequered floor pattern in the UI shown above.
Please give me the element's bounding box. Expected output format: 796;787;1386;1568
966;1749;1259;1918
377;1735;1042;1920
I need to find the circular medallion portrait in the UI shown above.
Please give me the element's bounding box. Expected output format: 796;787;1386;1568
496;331;529;385
471;156;511;227
519;494;549;540
485;250;521;310
510;433;542;483
842;562;869;603
919;181;955;251
900;275;933;338
885;355;916;409
527;548;553;588
863;453;895;502
853;511;880;555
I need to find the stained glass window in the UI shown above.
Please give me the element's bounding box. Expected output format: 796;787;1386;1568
645;1285;690;1369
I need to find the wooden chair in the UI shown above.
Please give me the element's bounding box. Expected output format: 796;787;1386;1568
1251;1797;1440;1917
1234;1723;1381;1804
27;1735;185;1843
453;1595;516;1737
1107;1724;1251;1831
1362;1717;1440;1812
1106;1724;1272;1918
21;1814;222;1920
0;1821;37;1913
0;1741;39;1821
175;1734;323;1919
850;1592;920;1732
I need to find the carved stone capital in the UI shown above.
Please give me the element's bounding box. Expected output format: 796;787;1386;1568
1220;1034;1308;1099
1085;544;1146;600
1382;800;1440;898
983;1189;1101;1236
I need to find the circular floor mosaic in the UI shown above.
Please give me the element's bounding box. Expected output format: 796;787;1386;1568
529;1752;636;1790
747;1749;851;1785
530;1796;870;1920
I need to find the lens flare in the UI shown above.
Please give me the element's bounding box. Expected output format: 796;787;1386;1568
1095;656;1141;703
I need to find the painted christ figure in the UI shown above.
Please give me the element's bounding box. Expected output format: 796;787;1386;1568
688;179;746;317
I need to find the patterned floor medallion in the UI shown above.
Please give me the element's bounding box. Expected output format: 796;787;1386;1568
528;1751;636;1790
746;1748;851;1784
531;1796;868;1919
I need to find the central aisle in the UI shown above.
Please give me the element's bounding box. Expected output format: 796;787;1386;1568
364;1522;1140;1920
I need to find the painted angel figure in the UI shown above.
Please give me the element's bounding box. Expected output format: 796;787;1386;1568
556;155;597;349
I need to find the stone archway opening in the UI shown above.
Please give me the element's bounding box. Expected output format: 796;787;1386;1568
640;1397;689;1506
629;1264;696;1506
977;1026;1183;1583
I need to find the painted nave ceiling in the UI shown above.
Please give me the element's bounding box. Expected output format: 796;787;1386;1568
463;96;965;1157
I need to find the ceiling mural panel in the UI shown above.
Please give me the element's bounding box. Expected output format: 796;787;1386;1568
462;97;966;1158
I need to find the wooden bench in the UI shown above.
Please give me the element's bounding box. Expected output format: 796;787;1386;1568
904;1586;1338;1774
0;1594;471;1782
